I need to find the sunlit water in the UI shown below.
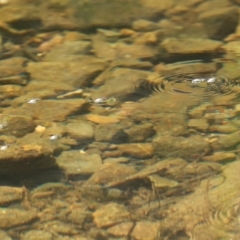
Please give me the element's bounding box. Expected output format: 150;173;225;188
0;3;240;240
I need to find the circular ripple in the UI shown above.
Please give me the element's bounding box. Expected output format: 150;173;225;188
136;73;240;98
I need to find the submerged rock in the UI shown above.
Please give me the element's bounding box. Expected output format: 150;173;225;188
153;135;210;161
93;202;130;228
0;186;23;206
131;220;161;240
21;230;53;240
56;150;102;176
0;208;38;228
3;99;89;121
160;37;222;56
200;7;239;40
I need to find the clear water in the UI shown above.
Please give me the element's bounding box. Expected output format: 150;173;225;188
0;0;240;239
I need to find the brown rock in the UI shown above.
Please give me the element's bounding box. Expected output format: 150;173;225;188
116;42;157;60
132;19;159;32
0;139;57;175
131;221;161;240
92;35;157;61
107;221;134;237
188;118;209;131
0;85;23;99
160;37;222;55
0;208;38;228
118;143;154;158
27;57;107;88
92;68;150;97
21;230;53;240
153;135;210;161
0;230;11;240
1;115;36;137
66;208;92;226
66;121;94;141
106;158;187;188
0;186;23;205
93;202;130;228
86;114;121;124
211;131;240;149
0;57;27;78
94;123;129;144
200;7;239;40
3;99;89;121
56;151;102;176
208;124;238;133
85;162;136;185
43;41;91;61
202;152;236;162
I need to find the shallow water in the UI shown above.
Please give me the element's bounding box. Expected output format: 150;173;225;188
0;0;240;239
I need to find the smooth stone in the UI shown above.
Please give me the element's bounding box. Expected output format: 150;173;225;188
148;174;179;188
21;230;53;240
85;162;136;185
56;150;102;176
153;135;210;161
91;68;150;98
1;115;36;137
160;37;222;55
0;230;11;240
3;99;89;121
106;158;187;188
199;7;239;40
107;222;134;237
117;143;154;158
66;207;92;226
93;202;130;228
0;57;27;78
202;152;236;162
27;57;107;88
0;135;57;175
0;208;38;228
86;114;121;124
0;186;23;205
188;119;209;131
211;130;240;149
66;121;94;141
124;123;156;142
43;41;91;61
132;19;159;31
208;124;238;133
131;221;161;240
0;85;23;99
94;123;129;144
